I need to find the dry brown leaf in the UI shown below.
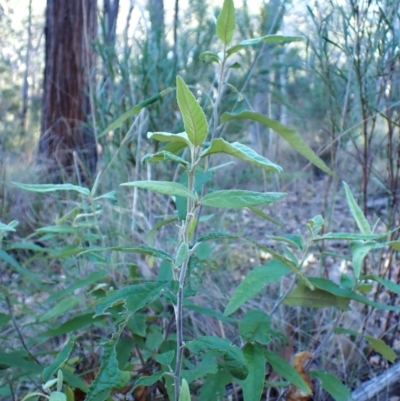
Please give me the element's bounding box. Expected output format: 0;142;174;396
286;351;313;401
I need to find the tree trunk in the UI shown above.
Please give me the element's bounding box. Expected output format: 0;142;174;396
39;0;98;183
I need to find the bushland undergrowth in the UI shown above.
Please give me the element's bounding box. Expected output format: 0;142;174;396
1;1;400;401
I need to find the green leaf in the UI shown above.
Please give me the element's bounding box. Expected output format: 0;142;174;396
284;283;351;310
223;347;249;380
0;249;40;281
35;225;80;234
121;180;196;200
85;337;130;401
12;182;90;196
336;327;396;362
225;259;289;316
0;351;42;373
39;297;81;322
0;221;16;232
98;88;174;139
363;274;400;295
199;138;282;173
176;75;208;146
343;182;371;234
40;312;103;338
78;245;172;261
175;242;189;267
182;352;219;383
142;150;189;165
199;51;221;63
309;277;400;311
198;367;233;401
264;350;311;394
350;241;375;279
227;35;303;56
221;111;336;176
148;131;192;146
93;281;167;317
388;241;400;251
49;391;66;401
216;0;235;45
247;206;284;228
133;371;165;390
239;310;273;345
364;336;397;362
47;271;107;303
309;370;352;401
185;302;236;323
307;215;324;237
42;337;75;382
239;343;266;401
155;350;175;366
314;232;387;241
179;378;191;401
185;336;248;379
0;312;11;327
200;190;286;208
146;217;178;247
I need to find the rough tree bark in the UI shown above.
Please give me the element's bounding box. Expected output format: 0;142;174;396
39;0;98;182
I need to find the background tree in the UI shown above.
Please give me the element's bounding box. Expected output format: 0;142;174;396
38;0;98;183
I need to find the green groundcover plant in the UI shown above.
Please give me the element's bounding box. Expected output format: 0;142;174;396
2;1;400;400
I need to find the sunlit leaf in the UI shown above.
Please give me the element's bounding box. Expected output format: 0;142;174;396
199;51;221;63
225;260;289;316
148;131;192;147
227;35;303;56
199;138;282;173
200;190;286;208
179;378;191;401
142;150;189;165
12;182;90;196
309;370;352;401
121;180;196;199
216;0;235;45
98;88;174;138
176;75;208;146
350;241;375;279
221;111;336;176
343;182;371;234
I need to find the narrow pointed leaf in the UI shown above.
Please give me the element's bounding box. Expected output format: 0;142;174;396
264;350;311;394
363;274;400;295
364;336;397;362
39;297;81;322
0;221;16;232
225;260;289;316
0;249;40;281
314;232;387;241
200;190;286;208
309;370;352;401
239;343;266;401
12;182;90;196
93;281;167;317
350;241;375;279
247;206;284;227
216;0;235;45
98;87;174;139
200;138;282;173
227;35;303;56
343;182;371;234
221;111;336;176
42;337;75;382
148;131;191;146
121;180;196;199
176;76;208;146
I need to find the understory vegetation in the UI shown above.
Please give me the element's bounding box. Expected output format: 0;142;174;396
0;0;399;401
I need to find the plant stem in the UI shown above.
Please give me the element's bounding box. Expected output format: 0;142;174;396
173;163;195;400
